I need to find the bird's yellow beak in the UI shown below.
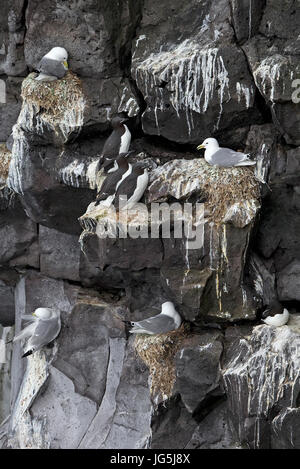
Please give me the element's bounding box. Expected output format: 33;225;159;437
32;312;36;316
197;144;205;150
63;61;68;69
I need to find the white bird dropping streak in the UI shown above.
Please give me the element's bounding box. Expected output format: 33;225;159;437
135;43;231;135
248;0;252;40
236;82;252;108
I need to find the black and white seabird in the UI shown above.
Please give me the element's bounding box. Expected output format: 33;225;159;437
261;301;289;327
114;163;149;210
197;138;256;167
129;301;182;335
94;154;132;207
35;47;68;82
11;307;61;357
97;117;131;173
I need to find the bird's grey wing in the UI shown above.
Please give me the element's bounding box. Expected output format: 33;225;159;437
38;57;66;78
28;318;61;349
133;314;176;334
13;322;36;342
212;148;248;166
21;314;35;322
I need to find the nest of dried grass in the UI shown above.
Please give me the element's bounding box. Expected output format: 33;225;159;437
134;323;190;400
0;144;11;184
200;165;260;223
21;71;84;119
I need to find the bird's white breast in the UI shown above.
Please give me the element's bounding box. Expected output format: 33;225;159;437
119;125;131;154
204;147;217;164
263;309;289;327
115;164;132;191
129;171;149;205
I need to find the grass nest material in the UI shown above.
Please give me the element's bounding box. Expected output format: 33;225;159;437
198;163;260;223
134;323;190;400
21;71;84;119
0;144;11;184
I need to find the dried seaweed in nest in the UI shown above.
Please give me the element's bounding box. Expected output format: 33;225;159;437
134;323;190;400
149;159;261;225
199;165;260;224
21;71;84;119
0;144;11;184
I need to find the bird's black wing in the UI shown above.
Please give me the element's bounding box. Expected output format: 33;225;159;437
95;170;125;204
114;173;137;209
101;128;124;158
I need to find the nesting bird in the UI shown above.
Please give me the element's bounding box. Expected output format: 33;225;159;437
197;138;256;167
11;308;61;357
129;301;182;335
114;163;149;210
97;117;131;173
261;302;290;327
94;154;132;207
35;47;69;82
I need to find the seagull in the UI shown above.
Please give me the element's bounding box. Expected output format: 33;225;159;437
11;308;61;357
197;138;256;167
35;47;68;82
261;301;289;327
128;301;182;335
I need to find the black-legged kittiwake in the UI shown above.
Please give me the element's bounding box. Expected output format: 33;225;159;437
261;301;289;327
12;307;61;357
35;47;68;82
197;138;256;167
129;301;182;335
114;163;149;210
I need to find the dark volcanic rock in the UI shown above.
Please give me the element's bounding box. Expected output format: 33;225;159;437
0;195;37;267
0;0;27;77
0;269;18;326
0;78;22;142
222;316;300;449
131;0;261;144
54;300;126;404
151;397;198;449
277;261;300;302
243;1;300;145
39;226;81;281
80;336;152;449
1;0;300;451
80;154;261;322
186;400;241;449
175;332;224;414
271;408;300;449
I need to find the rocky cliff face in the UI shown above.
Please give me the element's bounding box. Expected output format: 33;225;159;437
0;0;299;449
